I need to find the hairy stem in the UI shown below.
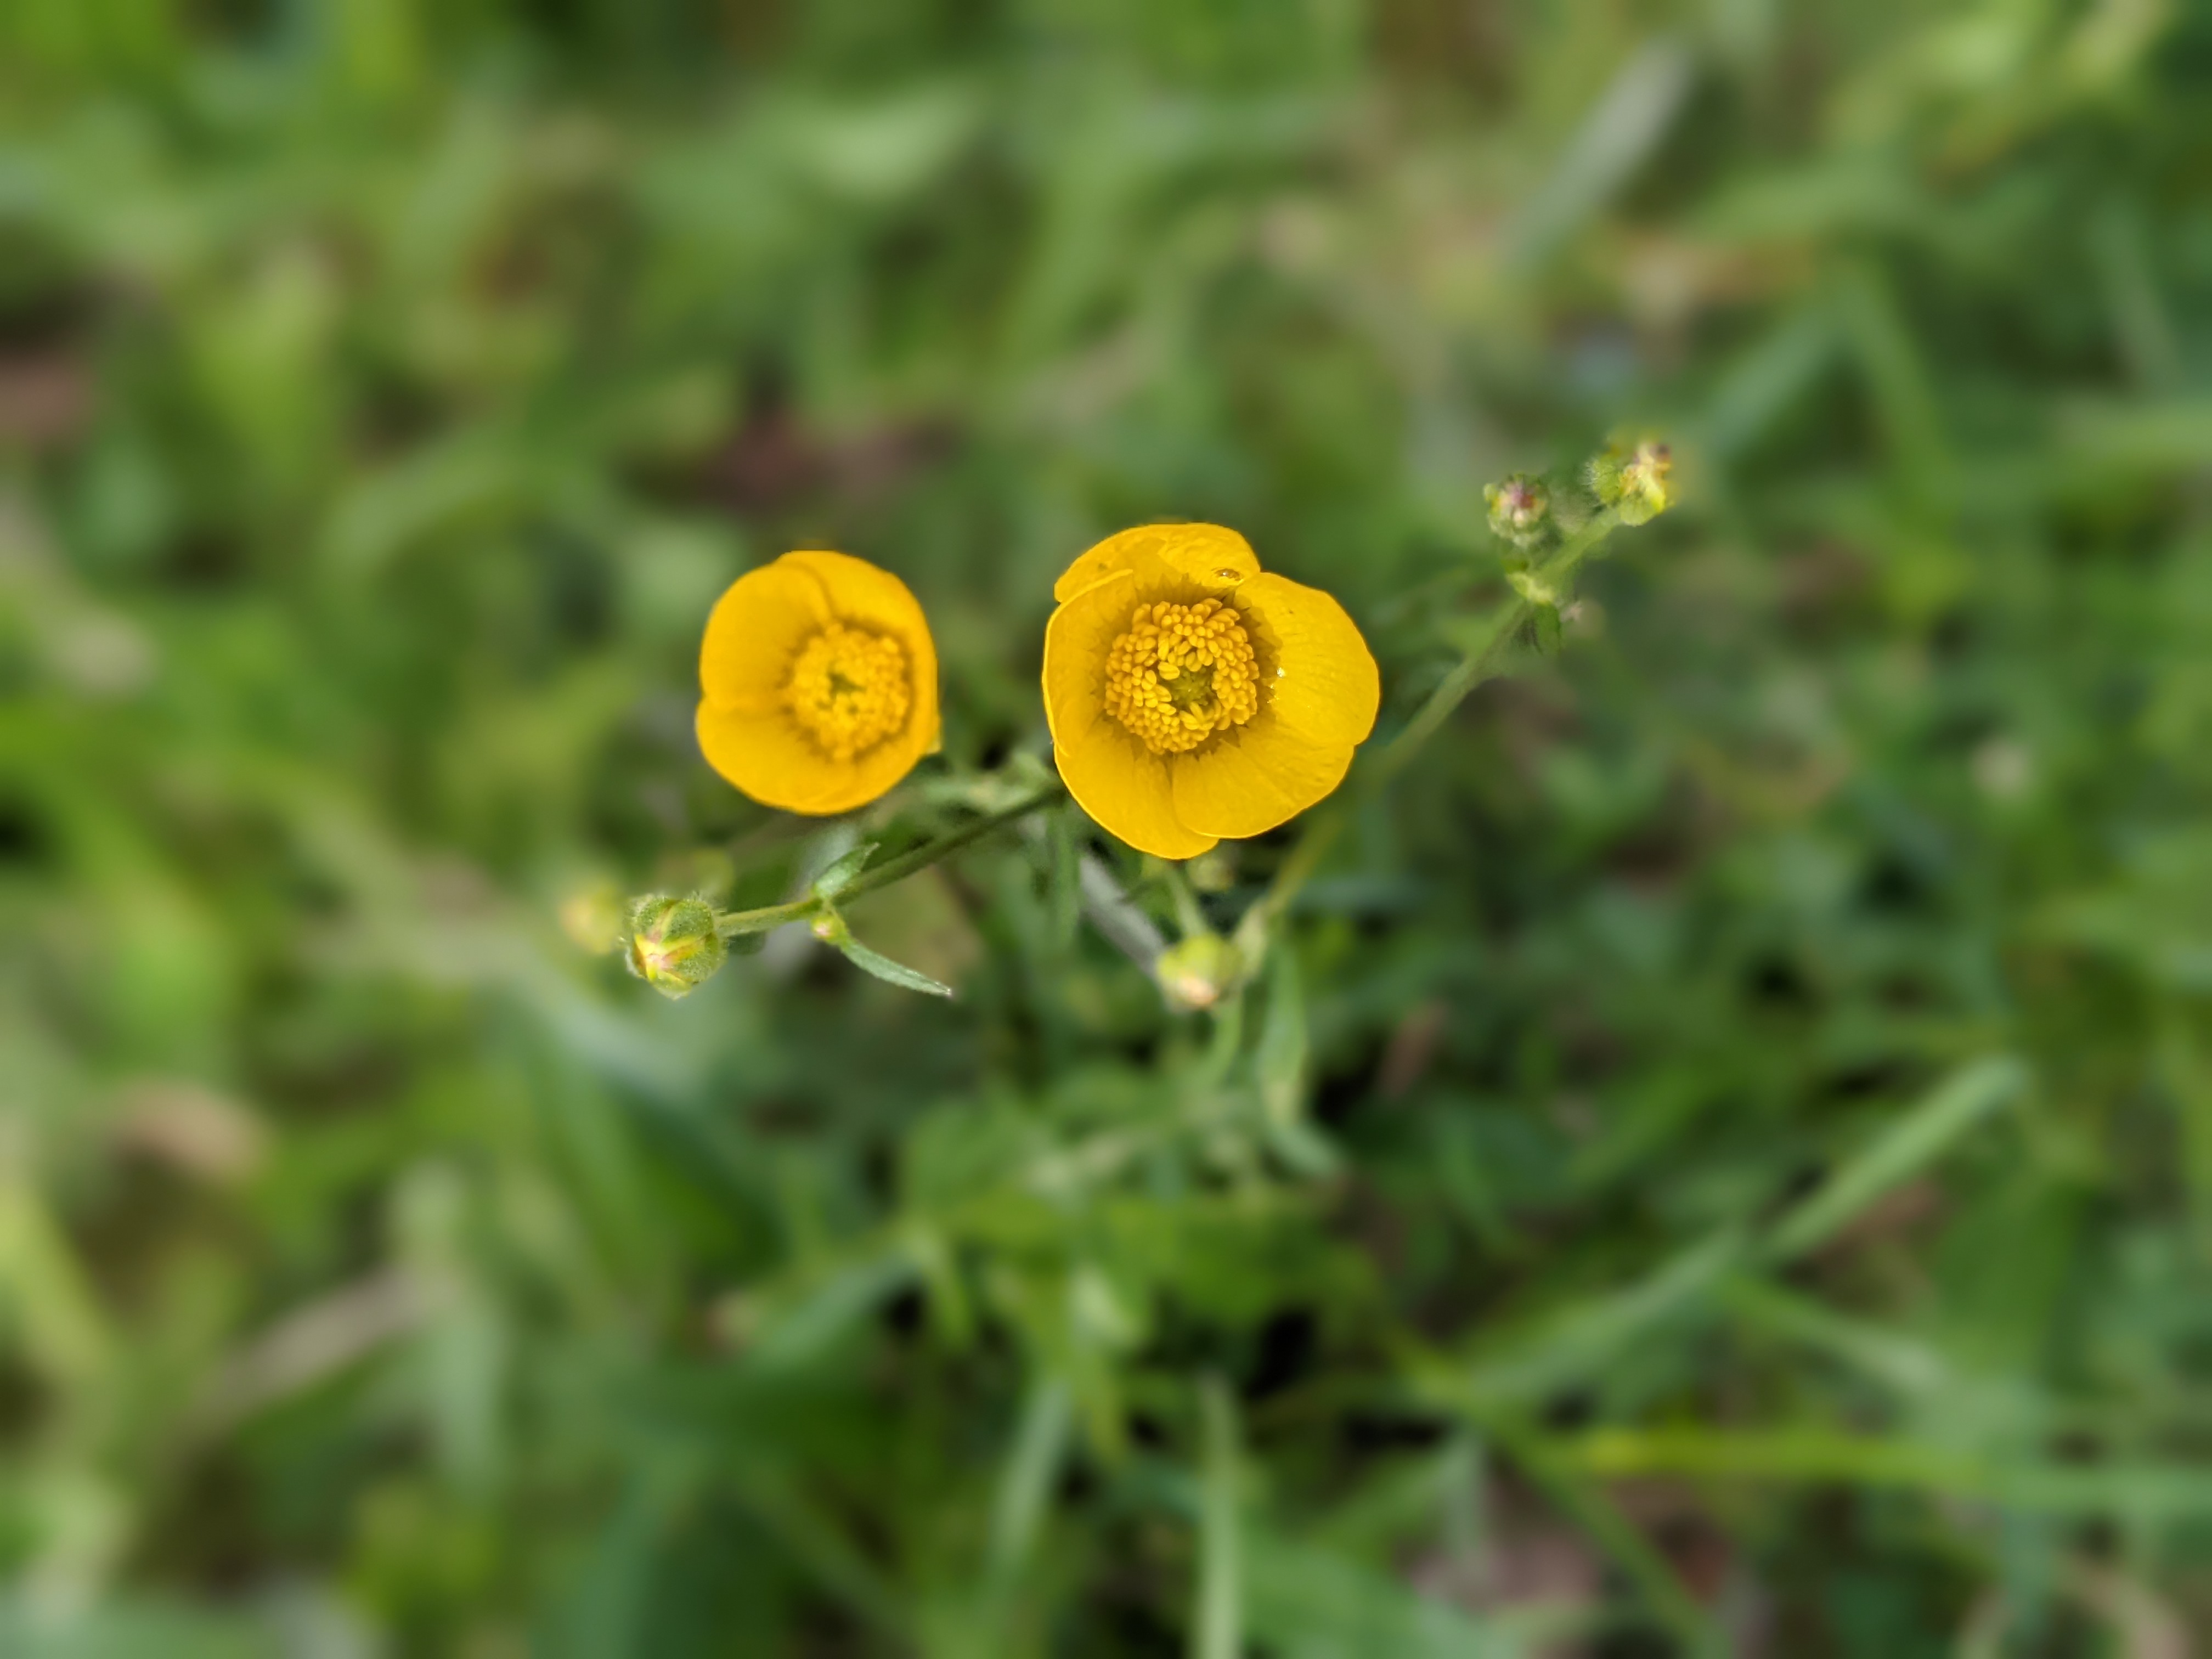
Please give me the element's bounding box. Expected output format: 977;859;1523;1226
1249;507;1625;933
713;776;1068;938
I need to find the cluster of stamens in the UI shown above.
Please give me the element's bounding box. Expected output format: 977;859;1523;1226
1102;597;1259;756
783;623;911;762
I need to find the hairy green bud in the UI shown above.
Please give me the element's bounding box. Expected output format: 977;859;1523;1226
1483;473;1552;547
625;894;726;999
1155;932;1242;1013
1587;437;1674;526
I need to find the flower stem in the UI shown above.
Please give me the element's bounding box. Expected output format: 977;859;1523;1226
713;776;1068;939
1249;508;1625;932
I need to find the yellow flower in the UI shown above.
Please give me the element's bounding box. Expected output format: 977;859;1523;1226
1042;523;1379;860
696;550;940;814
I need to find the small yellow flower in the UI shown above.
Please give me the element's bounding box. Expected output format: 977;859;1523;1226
696;550;940;814
1043;523;1379;860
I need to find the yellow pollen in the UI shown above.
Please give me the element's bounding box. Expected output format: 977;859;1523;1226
1103;597;1260;756
783;623;911;763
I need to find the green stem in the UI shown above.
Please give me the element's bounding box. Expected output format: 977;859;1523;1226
712;777;1068;939
1249;508;1623;933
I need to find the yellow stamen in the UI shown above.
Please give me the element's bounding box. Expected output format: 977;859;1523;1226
1103;597;1260;756
784;623;911;763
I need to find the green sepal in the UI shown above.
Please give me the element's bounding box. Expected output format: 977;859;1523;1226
625;893;728;998
1533;602;1563;657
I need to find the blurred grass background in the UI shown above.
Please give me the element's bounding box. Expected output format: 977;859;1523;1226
5;0;2212;1654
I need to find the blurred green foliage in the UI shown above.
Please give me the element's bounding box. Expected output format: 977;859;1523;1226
4;0;2212;1654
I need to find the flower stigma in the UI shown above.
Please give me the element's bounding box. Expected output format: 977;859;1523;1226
783;623;911;762
1103;597;1260;755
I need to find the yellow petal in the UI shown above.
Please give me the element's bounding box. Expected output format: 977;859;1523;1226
696;702;837;812
1057;721;1218;860
1235;572;1379;747
1043;568;1216;859
1169;724;1356;840
696;701;932;816
784;550;933;653
1052;522;1262;603
699;556;833;714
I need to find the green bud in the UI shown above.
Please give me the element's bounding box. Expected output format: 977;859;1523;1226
1586;437;1675;526
1185;847;1238;895
624;894;727;999
1483;473;1552;547
1506;567;1560;607
1154;932;1242;1013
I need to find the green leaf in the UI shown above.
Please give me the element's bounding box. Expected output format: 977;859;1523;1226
1242;1529;1514;1658
1256;944;1307;1128
836;935;956;997
747;1252;919;1373
811;840;879;900
1444;1228;1745;1412
1764;1055;2028;1264
985;1378;1074;1594
1194;1374;1243;1659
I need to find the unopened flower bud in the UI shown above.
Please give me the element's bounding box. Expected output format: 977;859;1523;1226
1587;437;1674;526
1155;932;1242;1013
625;894;726;999
1484;473;1552;547
1506;567;1560;607
1185;847;1238;895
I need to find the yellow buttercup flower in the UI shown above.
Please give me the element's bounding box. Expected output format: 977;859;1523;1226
696;550;940;814
1043;523;1379;860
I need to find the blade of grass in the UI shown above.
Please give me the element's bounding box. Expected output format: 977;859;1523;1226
1763;1055;2027;1265
1194;1374;1243;1659
986;1376;1074;1596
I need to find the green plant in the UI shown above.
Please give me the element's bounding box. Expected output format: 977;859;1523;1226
3;2;2211;1654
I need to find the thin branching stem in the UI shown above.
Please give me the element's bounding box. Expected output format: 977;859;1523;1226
712;776;1068;938
1246;507;1626;936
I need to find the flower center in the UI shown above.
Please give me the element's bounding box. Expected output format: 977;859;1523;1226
783;623;911;763
1103;597;1259;757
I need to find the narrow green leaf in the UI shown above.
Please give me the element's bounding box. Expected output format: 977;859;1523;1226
1558;1425;2212;1519
1047;809;1081;951
811;840;879;900
1764;1055;2028;1264
836;935;956;998
1503;39;1695;268
1194;1374;1243;1659
1833;256;1955;506
1256;945;1307;1127
747;1253;918;1373
1723;1279;1951;1398
1448;1228;1744;1411
1700;301;1836;461
907;1223;975;1350
986;1377;1073;1593
1242;1526;1513;1658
